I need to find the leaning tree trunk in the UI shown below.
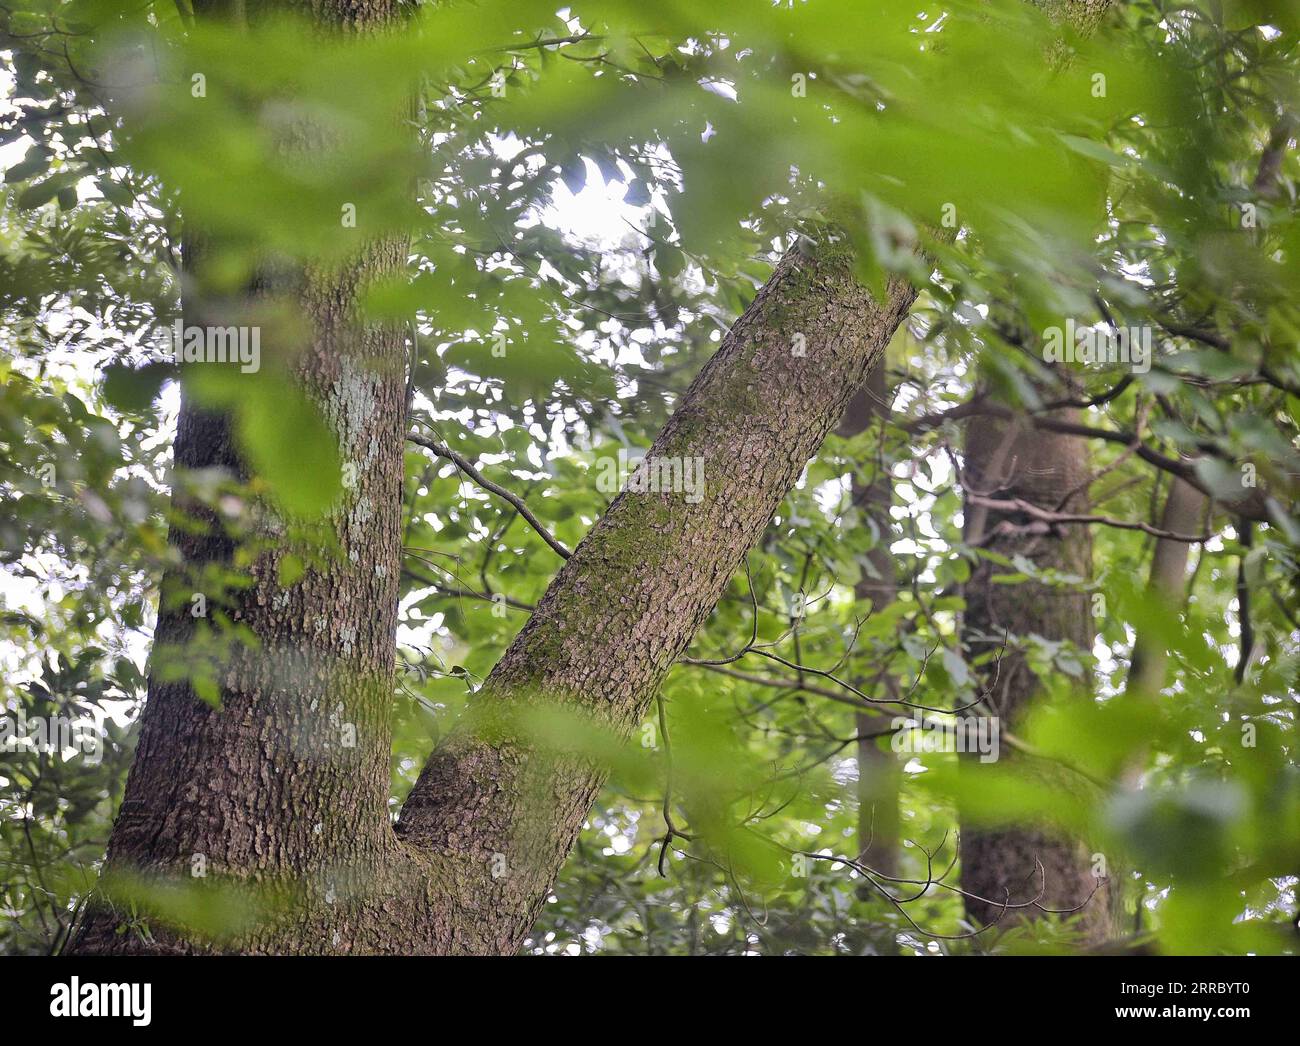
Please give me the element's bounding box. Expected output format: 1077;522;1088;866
958;408;1117;945
395;247;920;954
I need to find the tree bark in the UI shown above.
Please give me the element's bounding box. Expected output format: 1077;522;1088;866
395;246;919;953
71;0;414;955
958;409;1117;945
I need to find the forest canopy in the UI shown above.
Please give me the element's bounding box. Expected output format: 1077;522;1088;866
0;0;1297;957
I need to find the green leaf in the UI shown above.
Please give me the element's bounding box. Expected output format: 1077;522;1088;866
277;553;305;588
101;362;171;413
560;157;586;195
652;245;685;280
622;178;651;207
16;178;62;209
1059;134;1131;168
4;154;48;184
238;383;342;519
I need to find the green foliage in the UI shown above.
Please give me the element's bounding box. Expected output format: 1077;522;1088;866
1;0;1297;954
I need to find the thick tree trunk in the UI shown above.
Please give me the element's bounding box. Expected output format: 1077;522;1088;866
70;250;412;953
71;0;414;955
72;259;411;953
958;409;1117;945
956;18;1127;952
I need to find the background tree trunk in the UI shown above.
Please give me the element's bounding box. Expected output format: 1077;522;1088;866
959;408;1117;945
838;363;903;952
1128;473;1207;698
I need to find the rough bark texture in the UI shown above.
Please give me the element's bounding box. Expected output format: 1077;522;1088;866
71;0;413;955
69;246;412;953
395;246;919;953
959;410;1117;945
952;0;1123;953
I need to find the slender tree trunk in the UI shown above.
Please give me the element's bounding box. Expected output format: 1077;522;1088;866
837;363;899;883
1128;473;1207;697
1119;471;1207;934
841;365;901;881
839;363;903;953
959;408;1117;945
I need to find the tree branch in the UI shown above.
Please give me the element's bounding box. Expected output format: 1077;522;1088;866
406;431;572;559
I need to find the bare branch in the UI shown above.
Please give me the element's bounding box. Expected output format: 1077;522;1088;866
406;431;572;559
967;493;1214;542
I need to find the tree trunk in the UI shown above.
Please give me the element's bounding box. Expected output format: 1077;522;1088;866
71;0;414;955
395;247;919;954
838;363;903;954
958;408;1117;945
1127;473;1207;697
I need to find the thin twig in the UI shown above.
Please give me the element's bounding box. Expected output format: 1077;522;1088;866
406;430;572;559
